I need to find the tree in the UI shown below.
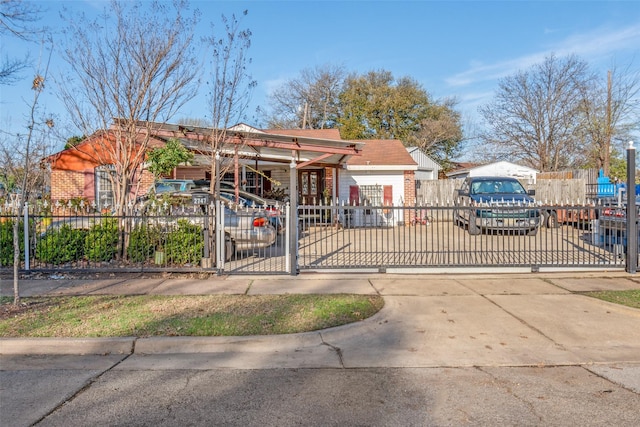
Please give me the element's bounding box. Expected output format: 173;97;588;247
266;64;346;129
1;43;54;304
414;98;464;167
577;64;640;176
338;70;430;141
146;138;194;180
58;0;200;216
201;10;256;196
0;0;44;85
479;54;592;171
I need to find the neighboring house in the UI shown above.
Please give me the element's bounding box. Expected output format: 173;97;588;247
406;147;441;181
446;161;538;184
340;139;418;226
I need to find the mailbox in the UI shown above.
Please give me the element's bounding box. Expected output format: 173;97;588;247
191;191;210;206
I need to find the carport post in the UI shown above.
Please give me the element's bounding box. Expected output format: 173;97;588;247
626;141;637;274
289;157;298;275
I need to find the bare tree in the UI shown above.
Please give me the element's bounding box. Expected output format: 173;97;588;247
57;0;200;215
266;64;345;129
1;39;54;304
201;10;256;195
479;54;592;171
0;0;44;84
577;63;640;176
414;97;464;168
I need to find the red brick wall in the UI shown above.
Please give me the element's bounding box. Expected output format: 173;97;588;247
403;170;416;223
51;169;89;200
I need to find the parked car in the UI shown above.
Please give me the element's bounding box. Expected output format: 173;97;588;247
597;202;640;250
219;189;284;234
454;176;541;236
44;196;277;260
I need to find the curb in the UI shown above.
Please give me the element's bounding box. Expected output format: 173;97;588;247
0;337;135;355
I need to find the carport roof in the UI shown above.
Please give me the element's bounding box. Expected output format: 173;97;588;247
120;120;363;167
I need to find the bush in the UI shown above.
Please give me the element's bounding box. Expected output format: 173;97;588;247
0;218;25;266
127;223;158;263
36;224;87;265
85;217;119;262
165;220;203;265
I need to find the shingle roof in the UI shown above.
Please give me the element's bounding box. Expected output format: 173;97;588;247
346;139;417;166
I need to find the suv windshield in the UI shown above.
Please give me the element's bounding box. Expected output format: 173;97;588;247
471;180;526;195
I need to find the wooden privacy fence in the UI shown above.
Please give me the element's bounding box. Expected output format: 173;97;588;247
416;179;589;206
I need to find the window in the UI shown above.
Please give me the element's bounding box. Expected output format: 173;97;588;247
95;165;115;210
350;185;393;208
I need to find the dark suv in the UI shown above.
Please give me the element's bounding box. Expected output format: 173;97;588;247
454;176;541;236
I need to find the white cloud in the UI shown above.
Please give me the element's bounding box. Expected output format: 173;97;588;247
446;23;640;89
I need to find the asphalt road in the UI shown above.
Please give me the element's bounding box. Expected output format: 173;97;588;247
2;355;640;427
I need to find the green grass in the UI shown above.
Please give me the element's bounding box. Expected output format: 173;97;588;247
0;294;384;338
583;289;640;309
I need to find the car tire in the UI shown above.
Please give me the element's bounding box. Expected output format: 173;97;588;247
224;234;235;262
453;209;463;228
468;212;481;235
545;211;560;228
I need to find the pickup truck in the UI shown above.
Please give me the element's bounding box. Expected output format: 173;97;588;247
454;176;541;236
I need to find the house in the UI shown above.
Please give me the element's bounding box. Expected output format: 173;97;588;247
406;147;441;181
42;122;360;210
446;161;538;184
43;121;418;222
340;139;418;226
43;130;163;209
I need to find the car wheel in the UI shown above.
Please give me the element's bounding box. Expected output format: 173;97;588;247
545;211;560;228
224;234;235;262
468;212;481;235
453;209;463;228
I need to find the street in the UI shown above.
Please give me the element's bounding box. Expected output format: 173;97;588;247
2;355;640;427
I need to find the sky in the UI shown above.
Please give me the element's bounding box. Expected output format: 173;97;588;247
1;0;639;153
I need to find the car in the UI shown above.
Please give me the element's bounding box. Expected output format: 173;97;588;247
597;201;640;250
454;176;541;236
44;195;277;261
218;189;284;234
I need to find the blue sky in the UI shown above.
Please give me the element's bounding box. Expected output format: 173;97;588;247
1;0;639;151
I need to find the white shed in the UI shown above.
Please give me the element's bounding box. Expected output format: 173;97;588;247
447;161;538;184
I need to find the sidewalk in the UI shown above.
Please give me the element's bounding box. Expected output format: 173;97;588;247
2;271;640;376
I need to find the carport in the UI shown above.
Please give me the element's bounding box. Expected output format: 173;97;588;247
138;121;365;274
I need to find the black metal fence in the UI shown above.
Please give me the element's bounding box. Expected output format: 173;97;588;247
1;200;637;274
297;202;635;271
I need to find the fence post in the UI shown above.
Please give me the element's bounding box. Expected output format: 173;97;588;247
626;141;637;274
23;202;29;271
288;158;298;275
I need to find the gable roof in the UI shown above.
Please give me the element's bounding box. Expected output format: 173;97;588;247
446;161;538;179
406;146;442;170
346;139;417;171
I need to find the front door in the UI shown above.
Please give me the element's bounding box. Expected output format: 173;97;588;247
299;170;323;205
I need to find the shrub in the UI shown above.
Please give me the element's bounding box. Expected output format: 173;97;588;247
127;223;158;263
0;218;25;266
36;224;87;265
85;217;119;262
165;220;203;265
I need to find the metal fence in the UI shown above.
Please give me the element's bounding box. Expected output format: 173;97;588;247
1;200;636;274
0;200;290;275
297;202;635;272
